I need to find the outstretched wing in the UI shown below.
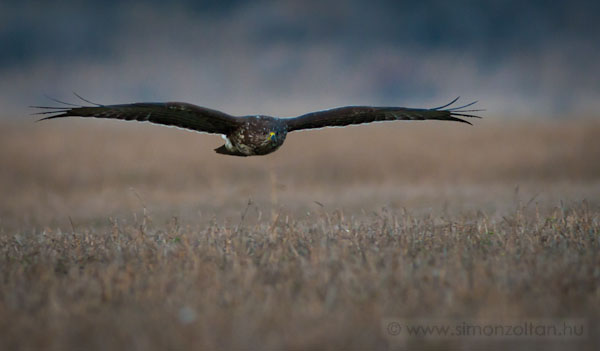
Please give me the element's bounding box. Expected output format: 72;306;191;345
34;101;241;135
285;98;482;132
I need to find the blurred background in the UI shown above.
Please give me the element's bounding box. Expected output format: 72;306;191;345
1;0;599;119
1;0;599;229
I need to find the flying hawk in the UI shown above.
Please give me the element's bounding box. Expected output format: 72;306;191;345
34;96;481;157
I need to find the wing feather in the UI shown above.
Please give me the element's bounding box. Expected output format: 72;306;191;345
35;102;241;135
285;100;482;132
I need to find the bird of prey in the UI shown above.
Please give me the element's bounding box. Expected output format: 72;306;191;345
34;96;481;157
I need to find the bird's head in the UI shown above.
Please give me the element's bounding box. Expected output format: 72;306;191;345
248;116;288;153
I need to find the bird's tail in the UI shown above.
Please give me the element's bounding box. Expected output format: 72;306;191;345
214;145;248;157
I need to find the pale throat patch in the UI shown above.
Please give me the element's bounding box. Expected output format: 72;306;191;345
221;135;235;151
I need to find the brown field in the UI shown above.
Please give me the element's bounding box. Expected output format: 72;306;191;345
1;118;599;350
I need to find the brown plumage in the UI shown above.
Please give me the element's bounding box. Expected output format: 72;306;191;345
34;96;482;157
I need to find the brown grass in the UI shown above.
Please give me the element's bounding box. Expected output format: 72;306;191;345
1;119;599;350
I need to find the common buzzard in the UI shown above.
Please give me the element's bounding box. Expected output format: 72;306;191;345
35;96;481;157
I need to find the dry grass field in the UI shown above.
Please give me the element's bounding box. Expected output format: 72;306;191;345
1;118;599;350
